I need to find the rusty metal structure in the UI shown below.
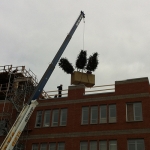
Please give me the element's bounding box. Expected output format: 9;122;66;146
0;65;50;150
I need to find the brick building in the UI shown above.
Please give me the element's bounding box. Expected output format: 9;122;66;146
0;66;149;150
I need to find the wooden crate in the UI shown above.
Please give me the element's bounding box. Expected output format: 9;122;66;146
71;71;95;87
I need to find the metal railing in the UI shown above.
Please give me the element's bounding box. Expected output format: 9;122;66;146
85;84;115;95
0;65;49;99
44;84;115;99
0;65;12;72
0;82;114;98
46;89;68;98
0;83;10;92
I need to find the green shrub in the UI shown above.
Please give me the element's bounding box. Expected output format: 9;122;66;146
75;50;87;70
86;52;98;72
58;51;98;74
58;58;74;74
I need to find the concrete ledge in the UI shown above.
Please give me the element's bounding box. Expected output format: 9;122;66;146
68;84;85;90
38;93;149;106
22;128;150;139
115;77;149;85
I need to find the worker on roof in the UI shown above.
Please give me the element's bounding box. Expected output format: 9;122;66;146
57;84;63;97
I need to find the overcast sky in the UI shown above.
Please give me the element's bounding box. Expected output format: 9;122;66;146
1;0;150;93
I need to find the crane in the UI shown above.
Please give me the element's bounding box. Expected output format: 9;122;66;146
0;11;85;150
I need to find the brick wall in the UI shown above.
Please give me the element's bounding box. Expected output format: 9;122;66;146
0;77;150;150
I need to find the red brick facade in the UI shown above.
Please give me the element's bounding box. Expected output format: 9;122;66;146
0;77;150;150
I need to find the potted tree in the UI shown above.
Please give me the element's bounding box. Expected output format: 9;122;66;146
58;50;99;87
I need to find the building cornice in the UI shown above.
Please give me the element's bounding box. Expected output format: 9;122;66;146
22;128;150;140
38;93;149;106
115;77;149;85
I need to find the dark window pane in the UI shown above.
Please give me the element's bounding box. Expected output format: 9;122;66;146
43;110;51;127
57;142;65;150
90;106;98;124
127;103;134;121
82;107;89;124
60;109;67;126
49;143;56;150
35;111;43;127
80;142;88;150
52;109;59;126
100;105;107;123
32;144;38;150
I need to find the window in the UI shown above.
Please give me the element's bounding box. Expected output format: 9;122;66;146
49;143;56;150
60;109;67;126
109;140;117;150
57;142;65;150
52;109;59;126
80;140;117;150
90;106;98;124
82;107;89;124
43;110;51;127
128;139;145;150
82;104;117;125
90;141;97;150
49;142;65;150
80;141;88;150
35;109;67;128
35;111;43;127
109;105;116;123
99;141;107;150
100;105;107;123
32;144;38;150
126;102;142;122
40;143;47;150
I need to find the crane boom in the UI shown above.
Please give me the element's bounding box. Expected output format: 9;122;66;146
28;11;85;103
0;11;85;150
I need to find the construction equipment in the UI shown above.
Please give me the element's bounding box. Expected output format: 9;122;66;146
0;11;85;150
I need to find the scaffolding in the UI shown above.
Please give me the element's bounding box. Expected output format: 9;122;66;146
0;65;50;150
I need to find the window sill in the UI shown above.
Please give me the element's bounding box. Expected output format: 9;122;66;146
108;122;117;124
90;123;98;125
43;126;50;128
126;120;143;123
59;125;67;127
35;125;67;128
81;123;112;125
34;127;42;128
51;126;58;127
81;124;88;126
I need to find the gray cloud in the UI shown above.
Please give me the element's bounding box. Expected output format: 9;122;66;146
0;0;150;93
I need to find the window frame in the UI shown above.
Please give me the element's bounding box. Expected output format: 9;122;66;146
40;143;47;150
35;111;43;128
43;110;51;127
128;139;145;150
60;109;67;126
99;140;107;150
52;109;59;127
109;140;117;150
109;104;117;123
81;107;89;125
32;143;39;150
90;106;98;124
100;105;107;124
126;102;143;122
133;103;143;121
57;142;65;150
80;141;88;150
89;141;97;150
49;143;56;150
